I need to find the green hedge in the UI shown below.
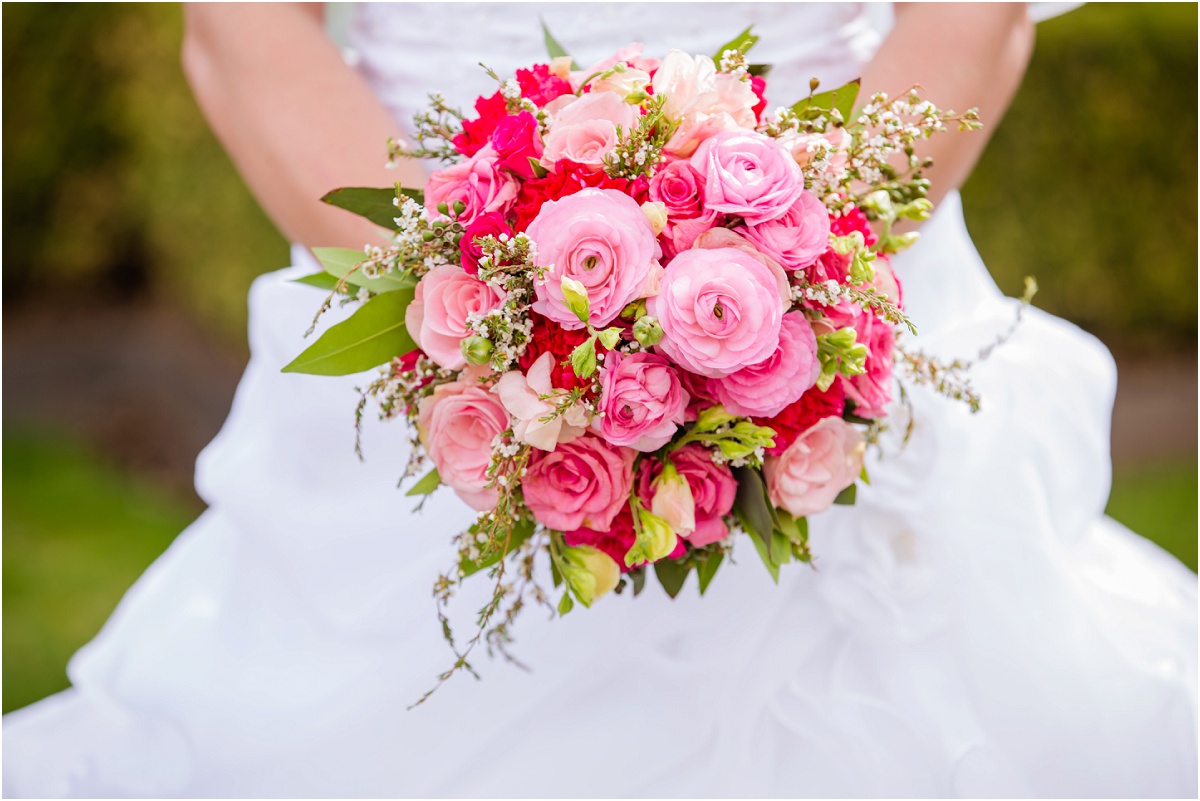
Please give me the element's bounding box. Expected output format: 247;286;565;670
3;4;1196;346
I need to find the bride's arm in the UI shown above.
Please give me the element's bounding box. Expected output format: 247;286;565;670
181;3;426;249
860;3;1036;207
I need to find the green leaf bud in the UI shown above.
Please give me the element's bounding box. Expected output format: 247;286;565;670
560;276;591;323
460;335;494;366
632;315;664;347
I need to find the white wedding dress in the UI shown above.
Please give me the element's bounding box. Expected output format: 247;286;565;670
5;4;1196;798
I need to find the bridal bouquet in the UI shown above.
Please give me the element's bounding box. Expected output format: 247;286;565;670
286;28;981;696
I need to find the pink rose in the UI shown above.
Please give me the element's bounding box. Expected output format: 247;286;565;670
490;111;544;180
648;246;785;378
529;188;663;330
460;212;511;275
540;92;639;171
637;445;737;547
649;160;721;257
425;147;518;225
691;130;804;225
738;190;831;270
416;377;509;512
764;417;865;517
594;351;689;452
523;435;635;532
711;311;820;417
405;265;505;370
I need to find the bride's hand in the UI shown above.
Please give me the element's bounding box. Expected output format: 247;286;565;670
861;3;1035;211
182;3;427;250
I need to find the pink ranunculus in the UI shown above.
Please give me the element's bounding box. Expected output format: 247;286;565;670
494;352;588;452
594;351;689;452
764;416;865;517
691;129;804;225
523;435;635;532
404;265;506;370
540;92;639;171
490;111;544;180
424;147;518;225
648;246;785;378
711;311;820;418
528;188;662;330
459;212;511;276
637;445;737;547
416;377;510;512
738;190;831;271
691;227;791;303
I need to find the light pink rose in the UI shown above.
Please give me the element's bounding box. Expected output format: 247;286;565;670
637;445;737;547
404;265;505;370
648;246;785;378
764;416;865;517
691;130;804;225
540;92;639;171
425;147;518;225
570;44;660;93
416;377;509;512
594;351;689;452
711;311;820;417
494;352;588;451
523;435;635;532
652;51;756;157
529;188;663;330
738;190;831;270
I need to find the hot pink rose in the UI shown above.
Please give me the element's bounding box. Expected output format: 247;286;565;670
710;311;820;417
460;212;511;275
649;160;721;257
416;377;509;512
764;416;865;517
691;130;804;225
425;147;518;225
529;188;663;330
637;445;737;547
405;265;505;370
738;190;831;270
540;92;638;171
594;351;689;452
648;246;784;378
523;435;635;532
490;111;544;180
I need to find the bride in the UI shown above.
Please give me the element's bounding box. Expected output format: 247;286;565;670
5;4;1196;797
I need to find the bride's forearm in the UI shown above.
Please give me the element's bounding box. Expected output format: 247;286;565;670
182;3;425;249
860;3;1035;208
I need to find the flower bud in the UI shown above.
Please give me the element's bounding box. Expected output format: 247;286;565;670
640;201;668;236
897;198;933;221
560;275;590;323
633;315;664;347
651;460;696;537
460;335;494;366
550;56;574;80
560;544;620;607
452;199;467;217
625;507;679;568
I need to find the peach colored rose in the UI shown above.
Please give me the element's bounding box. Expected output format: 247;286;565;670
416;377;509;512
404;265;505;370
764;417;865;517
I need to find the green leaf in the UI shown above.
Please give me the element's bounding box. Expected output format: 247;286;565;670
791;78;861;122
312;247;414;295
321;186;402;230
713;26;759;61
558;591;574;615
569;337;597;379
541;20;579;69
654;559;690;599
460;518;535;577
630;566;646;597
281;289;416;376
405;468;440;497
834;483;857;506
292;272;346;291
696;551;724;595
732;466;777;543
744;523;779;583
747;63;772;78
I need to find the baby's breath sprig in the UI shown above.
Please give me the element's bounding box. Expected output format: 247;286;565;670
388;93;464;164
464;233;541;371
603;94;678;180
793;279;916;335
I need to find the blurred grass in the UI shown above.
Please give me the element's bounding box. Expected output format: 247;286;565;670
3;425;1196;714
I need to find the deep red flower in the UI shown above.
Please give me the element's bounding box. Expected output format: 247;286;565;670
565;505;637;571
754;382;847;455
830;206;878;247
515;64;573;107
452;92;508;157
517;312;597;393
512;160;651;232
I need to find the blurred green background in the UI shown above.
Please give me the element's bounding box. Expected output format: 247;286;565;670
3;4;1196;714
